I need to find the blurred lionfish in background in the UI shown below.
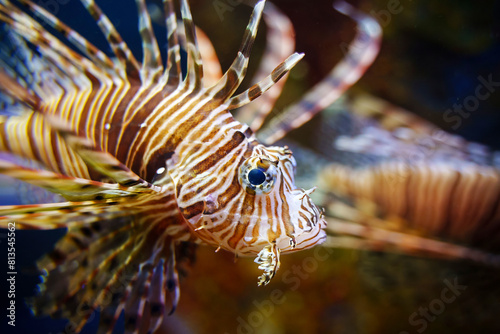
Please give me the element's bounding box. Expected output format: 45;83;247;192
1;0;500;333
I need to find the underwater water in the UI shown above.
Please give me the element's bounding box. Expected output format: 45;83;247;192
1;0;500;334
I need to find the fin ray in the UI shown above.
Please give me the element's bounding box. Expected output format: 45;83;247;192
257;1;382;144
207;0;266;101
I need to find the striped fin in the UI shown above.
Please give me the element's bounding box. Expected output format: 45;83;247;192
38;215;135;271
179;0;203;89
122;260;156;334
0;159;152;201
0;24;41;106
2;0;127;150
257;1;382;144
0;70;39;108
135;0;163;84
349;93;440;135
32;216;138;326
0;25;34;94
162;0;182;87
145;260;167;333
89;242;141;334
97;251;171;334
176;22;223;87
34;189;189;334
207;0;266;101
321;93;497;169
0;1;107;84
121;244;183;334
97;259;160;334
320;160;500;245
34;235;135;331
0;113;91;179
0;198;132;229
0;24;42;106
31;208;175;333
13;0;118;78
79;0;141;80
342;93;492;164
235;2;295;128
0;28;67;104
165;242;180;314
227;52;304;110
0;16;100;118
74;222;167;333
46;115;152;188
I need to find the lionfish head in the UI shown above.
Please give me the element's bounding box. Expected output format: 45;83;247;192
235;143;327;254
169;130;327;285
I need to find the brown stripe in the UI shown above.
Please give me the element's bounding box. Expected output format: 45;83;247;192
216;153;251;209
271;62;287;82
77;73;101;135
263;195;277;242
298;212;308;230
248;85;263;100
0;119;9;151
441;170;461;237
116;91;169;179
50;129;66;174
247;200;263;246
93;87;114;148
181;201;204;220
106;85;140;157
244;127;253;138
228;192;255;250
26;114;43;163
240;29;254;56
268;195;281;242
183;105;237;144
128;91;204;176
213;69;239;101
278;175;293;237
217;224;236;241
473;173;500;241
191;131;245;175
48;249;66;265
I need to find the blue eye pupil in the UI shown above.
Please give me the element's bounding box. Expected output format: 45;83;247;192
248;169;266;186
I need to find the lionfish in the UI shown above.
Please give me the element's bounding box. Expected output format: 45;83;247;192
0;0;378;332
3;0;498;332
316;93;500;262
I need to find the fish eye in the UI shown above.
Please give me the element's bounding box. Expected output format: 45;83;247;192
239;157;277;194
248;168;266;186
